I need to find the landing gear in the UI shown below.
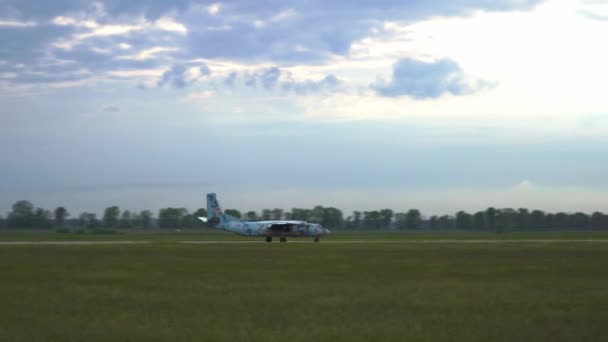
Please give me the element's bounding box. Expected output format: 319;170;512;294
280;237;287;243
314;237;320;243
266;236;272;243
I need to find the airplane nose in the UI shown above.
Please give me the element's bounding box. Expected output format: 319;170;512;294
324;228;331;235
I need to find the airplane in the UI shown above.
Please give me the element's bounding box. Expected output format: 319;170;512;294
198;193;331;242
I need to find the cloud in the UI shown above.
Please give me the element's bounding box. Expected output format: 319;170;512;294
224;72;237;87
260;67;281;90
158;64;189;88
199;63;211;77
372;58;492;99
238;66;341;94
0;19;37;27
157;62;211;89
282;74;341;95
0;0;541;88
102;105;120;112
182;0;541;62
207;3;221;15
579;1;608;21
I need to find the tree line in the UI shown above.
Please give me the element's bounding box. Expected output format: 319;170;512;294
2;200;608;231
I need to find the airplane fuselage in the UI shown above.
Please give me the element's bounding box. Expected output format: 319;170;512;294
215;219;329;238
202;193;331;242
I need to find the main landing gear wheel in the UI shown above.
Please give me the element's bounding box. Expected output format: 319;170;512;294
266;236;272;243
280;237;287;243
314;237;320;243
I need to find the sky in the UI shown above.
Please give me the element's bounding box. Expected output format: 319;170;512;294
1;0;608;216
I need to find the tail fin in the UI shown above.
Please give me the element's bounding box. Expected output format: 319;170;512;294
206;193;241;226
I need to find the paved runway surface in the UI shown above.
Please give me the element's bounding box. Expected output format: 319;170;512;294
0;241;151;245
2;240;608;246
179;239;608;244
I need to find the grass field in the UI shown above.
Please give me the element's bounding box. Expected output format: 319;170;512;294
1;232;608;341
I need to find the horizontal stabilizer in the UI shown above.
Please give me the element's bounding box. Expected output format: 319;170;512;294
198;217;208;222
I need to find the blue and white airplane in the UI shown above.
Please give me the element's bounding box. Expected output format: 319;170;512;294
198;193;331;242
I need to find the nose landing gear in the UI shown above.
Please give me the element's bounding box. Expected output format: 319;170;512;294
280;237;287;243
266;236;272;243
314;237;320;243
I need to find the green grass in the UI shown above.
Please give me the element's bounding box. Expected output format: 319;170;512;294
1;240;608;341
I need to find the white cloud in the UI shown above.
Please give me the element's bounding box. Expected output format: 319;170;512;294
52;16;95;28
181;90;214;102
154;17;188;34
0;19;37;27
279;0;608;124
579;0;608;19
271;9;297;22
117;47;179;61
208;3;222;15
252;8;297;29
52;15;187;42
383;1;606;113
513;180;534;189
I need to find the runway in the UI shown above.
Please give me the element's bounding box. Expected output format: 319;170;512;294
178;239;608;244
2;239;608;246
0;241;151;245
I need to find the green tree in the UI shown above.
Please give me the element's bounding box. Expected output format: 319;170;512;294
54;206;69;227
7;200;35;228
225;209;242;219
545;213;556;229
530;210;546;230
79;212;98;228
428;215;440;229
245;211;258;221
181;213;197;228
496;208;518;232
311;206;325;224
270;208;283;220
158;208;188;228
0;216;5;229
405;209;422;230
379;209;394;229
455;211;473;230
290;208;312;221
103;206;120;228
554;212;569;229
261;209;272;220
352;211;363;229
321;207;344;229
191;208;207;227
438;215;455;229
590;212;608;230
32;208;52;228
140;210;153;228
363;210;382;229
517;208;530;230
485;207;497;231
569;212;589;229
120;210;132;228
473;211;486;230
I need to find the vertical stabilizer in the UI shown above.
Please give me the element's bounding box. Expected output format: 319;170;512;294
206;193;241;225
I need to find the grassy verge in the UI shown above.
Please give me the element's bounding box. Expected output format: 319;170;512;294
0;242;607;341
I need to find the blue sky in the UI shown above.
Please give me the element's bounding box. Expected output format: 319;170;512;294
1;0;608;216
